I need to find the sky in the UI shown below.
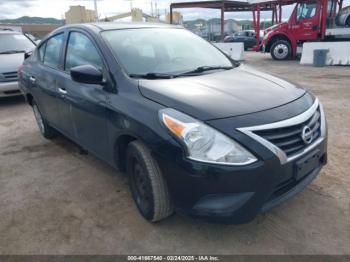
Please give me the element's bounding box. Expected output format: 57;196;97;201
1;0;350;21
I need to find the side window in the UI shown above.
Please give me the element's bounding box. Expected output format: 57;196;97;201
65;32;103;71
297;3;317;20
44;33;64;69
38;42;46;62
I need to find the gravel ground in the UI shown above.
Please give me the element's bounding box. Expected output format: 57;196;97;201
0;52;349;255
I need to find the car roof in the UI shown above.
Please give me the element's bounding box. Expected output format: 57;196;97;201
91;22;182;30
41;22;184;45
59;22;183;32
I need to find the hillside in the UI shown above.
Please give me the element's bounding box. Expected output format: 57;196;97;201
0;16;64;25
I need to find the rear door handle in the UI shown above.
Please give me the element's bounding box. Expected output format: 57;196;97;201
58;87;67;95
29;76;36;84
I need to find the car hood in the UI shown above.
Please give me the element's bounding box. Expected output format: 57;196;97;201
0;53;24;73
138;64;305;120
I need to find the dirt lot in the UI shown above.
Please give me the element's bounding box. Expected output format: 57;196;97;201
0;52;349;255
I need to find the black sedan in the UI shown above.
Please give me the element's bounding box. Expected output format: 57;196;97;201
224;30;259;50
19;23;327;223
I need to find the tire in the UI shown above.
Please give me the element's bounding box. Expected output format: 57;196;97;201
32;102;56;139
346;16;350;27
270;39;291;60
127;140;173;222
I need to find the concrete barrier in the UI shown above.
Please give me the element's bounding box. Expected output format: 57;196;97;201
214;42;245;61
300;42;350;66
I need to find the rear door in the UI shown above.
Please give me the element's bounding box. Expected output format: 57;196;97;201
29;33;65;128
293;1;320;40
56;30;110;158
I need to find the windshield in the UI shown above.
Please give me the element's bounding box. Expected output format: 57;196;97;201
0;33;35;53
101;28;233;76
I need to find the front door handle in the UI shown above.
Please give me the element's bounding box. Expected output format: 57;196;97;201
29;76;36;84
58;87;67;95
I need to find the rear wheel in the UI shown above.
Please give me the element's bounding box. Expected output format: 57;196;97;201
270;39;291;60
32;102;56;139
127;140;173;222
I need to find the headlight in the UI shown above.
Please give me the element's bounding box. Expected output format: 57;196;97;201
159;108;257;166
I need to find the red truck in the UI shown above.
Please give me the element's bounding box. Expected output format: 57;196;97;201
261;0;350;60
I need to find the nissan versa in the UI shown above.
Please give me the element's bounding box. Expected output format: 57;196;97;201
19;23;327;223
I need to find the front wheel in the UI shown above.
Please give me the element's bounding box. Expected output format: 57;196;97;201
127;141;173;222
270;40;291;60
32;102;56;139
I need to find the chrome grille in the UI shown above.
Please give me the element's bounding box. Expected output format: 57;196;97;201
237;98;326;164
1;71;18;82
253;107;321;157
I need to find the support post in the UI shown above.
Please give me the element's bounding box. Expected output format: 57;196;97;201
221;2;225;41
94;0;99;21
321;0;328;39
278;4;282;23
252;4;261;51
170;5;173;24
339;0;343;11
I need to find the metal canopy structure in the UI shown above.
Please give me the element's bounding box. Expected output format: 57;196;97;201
170;0;282;12
170;0;295;48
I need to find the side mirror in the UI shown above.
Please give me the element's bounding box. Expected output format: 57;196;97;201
24;51;32;60
70;65;104;85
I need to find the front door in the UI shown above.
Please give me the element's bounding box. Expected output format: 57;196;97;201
293;1;320;41
57;30;110;158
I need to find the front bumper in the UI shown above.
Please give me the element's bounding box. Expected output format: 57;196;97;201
0;81;22;97
155;140;327;224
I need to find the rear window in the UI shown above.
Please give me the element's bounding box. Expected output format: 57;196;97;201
0;33;35;53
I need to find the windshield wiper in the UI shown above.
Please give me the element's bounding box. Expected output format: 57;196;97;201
176;66;234;76
129;73;175;79
129;66;234;80
0;50;26;55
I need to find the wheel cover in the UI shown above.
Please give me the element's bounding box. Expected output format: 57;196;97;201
131;159;153;216
33;105;45;134
273;44;289;59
